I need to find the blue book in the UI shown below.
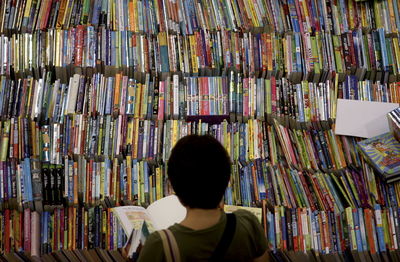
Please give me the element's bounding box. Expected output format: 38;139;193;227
352;208;363;251
143;161;149;196
287;0;300;32
281;207;287;248
132;159;138;197
393;0;400;32
378;28;389;72
267;210;276;252
91;0;101;25
358;208;368;252
294;34;303;73
374;204;387;252
256;160;266;200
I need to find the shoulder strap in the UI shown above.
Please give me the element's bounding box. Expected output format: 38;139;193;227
158;229;181;262
210;213;237;261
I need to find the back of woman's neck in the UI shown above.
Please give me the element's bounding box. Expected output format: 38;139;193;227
179;208;223;230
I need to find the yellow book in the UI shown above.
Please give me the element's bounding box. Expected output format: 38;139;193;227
134;83;142;118
132;0;138;32
393;38;400;75
127;156;132;201
388;0;397;33
1;120;10;161
113;158;119;201
374;2;382;29
155;167;161;200
189;35;198;74
172;120;178;148
248;119;254;160
100;162;105;200
133;118;140;159
23;0;33;19
126;118;134;152
248;0;260;27
112;0;116;31
345;207;357;250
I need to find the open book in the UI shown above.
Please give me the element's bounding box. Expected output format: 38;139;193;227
112;195;187;257
113;195;263;258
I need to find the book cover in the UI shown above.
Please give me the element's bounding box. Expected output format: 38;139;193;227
358;132;400;179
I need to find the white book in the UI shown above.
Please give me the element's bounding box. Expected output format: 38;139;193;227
112;195;186;257
65;74;80;114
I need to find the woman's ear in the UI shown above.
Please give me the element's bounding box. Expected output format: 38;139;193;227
218;200;224;210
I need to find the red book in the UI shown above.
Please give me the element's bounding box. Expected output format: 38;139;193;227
297;208;304;251
60;209;65;250
88;160;93;204
204;78;210;115
4;209;10;253
41;0;54;29
24;209;31;252
347;33;356;68
75;25;84;66
54;209;58;251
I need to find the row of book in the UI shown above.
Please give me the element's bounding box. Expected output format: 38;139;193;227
339;76;400;103
1;0;400;35
0;116;352;168
0;207;128;260
2;28;400;81
227;157;393;212
1;73;398;131
0;118;388;209
263;204;399;256
2;200;400;257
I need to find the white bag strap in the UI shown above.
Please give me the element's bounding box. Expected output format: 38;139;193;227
158;229;181;262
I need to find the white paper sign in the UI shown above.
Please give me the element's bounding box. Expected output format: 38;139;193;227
335;99;399;138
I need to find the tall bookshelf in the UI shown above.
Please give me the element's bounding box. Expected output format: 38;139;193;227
0;0;400;261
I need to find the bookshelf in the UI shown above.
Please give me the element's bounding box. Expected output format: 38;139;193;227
0;0;400;261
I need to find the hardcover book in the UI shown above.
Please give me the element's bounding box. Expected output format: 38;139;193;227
358;132;400;182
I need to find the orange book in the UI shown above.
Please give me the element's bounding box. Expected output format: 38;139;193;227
334;134;347;169
364;209;376;254
114;73;122;115
56;0;68;28
251;163;258;202
73;161;78;205
128;0;135;31
126;156;132;201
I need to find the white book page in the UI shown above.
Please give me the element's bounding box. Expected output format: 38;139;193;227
112;206;149;237
146;195;186;230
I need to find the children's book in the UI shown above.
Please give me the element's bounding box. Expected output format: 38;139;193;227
388;107;400;141
112;195;186;257
358;132;400;182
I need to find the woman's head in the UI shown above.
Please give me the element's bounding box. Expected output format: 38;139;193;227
167;135;231;209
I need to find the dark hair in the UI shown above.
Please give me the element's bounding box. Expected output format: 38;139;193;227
167;135;231;209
